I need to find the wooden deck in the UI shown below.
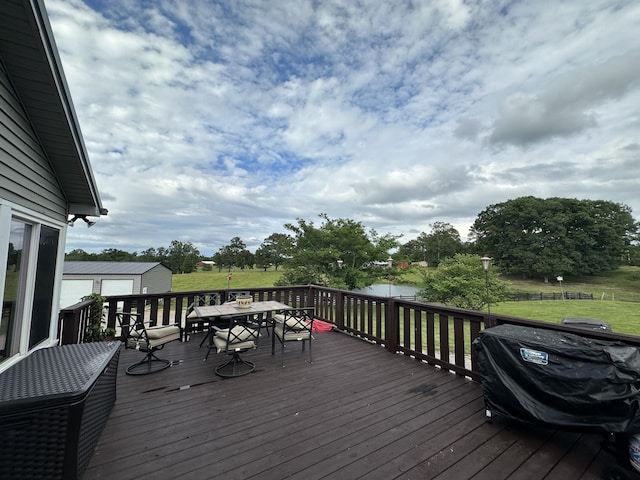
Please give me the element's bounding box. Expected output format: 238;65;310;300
83;330;619;480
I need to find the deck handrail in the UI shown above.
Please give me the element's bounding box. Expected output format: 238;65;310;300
58;285;640;381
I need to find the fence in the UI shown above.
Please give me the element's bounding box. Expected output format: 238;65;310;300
509;291;594;301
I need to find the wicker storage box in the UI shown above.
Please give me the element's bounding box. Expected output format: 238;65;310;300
0;342;120;479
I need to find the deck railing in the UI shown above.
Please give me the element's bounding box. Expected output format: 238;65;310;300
59;285;640;381
58;299;95;344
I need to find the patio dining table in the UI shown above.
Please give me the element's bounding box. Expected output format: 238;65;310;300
192;299;295;319
191;300;295;347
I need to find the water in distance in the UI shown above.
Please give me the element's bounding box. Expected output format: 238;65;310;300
354;284;420;298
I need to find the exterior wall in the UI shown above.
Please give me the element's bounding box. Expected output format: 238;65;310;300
0;62;68;221
140;264;172;294
0;66;69;372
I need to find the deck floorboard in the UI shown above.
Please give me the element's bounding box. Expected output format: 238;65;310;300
83;330;620;480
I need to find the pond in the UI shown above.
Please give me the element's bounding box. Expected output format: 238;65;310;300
353;283;421;298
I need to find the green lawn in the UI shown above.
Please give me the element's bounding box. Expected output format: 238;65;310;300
491;300;639;336
171;268;282;291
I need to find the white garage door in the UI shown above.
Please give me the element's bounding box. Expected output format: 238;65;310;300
101;279;134;296
60;280;94;308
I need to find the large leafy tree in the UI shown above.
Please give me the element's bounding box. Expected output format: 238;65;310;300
397;235;428;263
254;233;293;271
424;221;463;266
397;223;463;266
471;197;638;279
213;237;253;270
165;240;200;274
418;254;510;310
277;214;399;289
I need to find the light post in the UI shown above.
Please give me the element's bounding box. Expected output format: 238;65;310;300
557;276;564;300
336;258;343;269
481;255;491;316
387;256;393;297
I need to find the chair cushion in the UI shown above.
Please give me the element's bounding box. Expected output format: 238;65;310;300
274;324;311;341
213;336;255;353
273;314;309;330
126;324;180;349
146;324;180;339
215;325;257;342
147;325;181;347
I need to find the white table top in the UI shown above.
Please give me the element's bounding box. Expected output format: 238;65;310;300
192;300;294;318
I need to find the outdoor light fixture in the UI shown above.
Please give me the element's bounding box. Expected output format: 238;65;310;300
67;215;96;228
557;276;564;300
337;259;344;269
480;255;491;316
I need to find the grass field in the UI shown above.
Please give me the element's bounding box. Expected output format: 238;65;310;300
171;268;283;291
171;266;640;335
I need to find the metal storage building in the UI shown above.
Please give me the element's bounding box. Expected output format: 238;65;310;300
61;262;172;308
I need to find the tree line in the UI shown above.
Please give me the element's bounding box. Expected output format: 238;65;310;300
66;197;640;291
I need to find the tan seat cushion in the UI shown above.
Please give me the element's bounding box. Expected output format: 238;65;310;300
215;325;257;342
274;323;311;341
213;336;255;354
126;324;180;349
273;314;310;330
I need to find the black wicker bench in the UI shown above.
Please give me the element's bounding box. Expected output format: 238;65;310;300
0;342;120;479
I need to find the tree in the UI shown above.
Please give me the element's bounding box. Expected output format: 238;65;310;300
214;237;252;270
397;223;462;266
397;236;427;263
418;254;510;310
65;249;95;261
165;240;200;274
237;250;255;270
278;214;400;289
423;222;463;266
98;248;138;262
138;248;159;262
254;233;294;271
471;197;638;279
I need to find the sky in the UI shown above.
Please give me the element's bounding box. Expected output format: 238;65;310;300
45;0;640;256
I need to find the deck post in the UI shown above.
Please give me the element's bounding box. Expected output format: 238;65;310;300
335;290;345;330
385;297;399;353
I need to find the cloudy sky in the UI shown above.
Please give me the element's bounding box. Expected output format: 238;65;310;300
46;0;640;256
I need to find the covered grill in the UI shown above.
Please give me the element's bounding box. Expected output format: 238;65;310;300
473;324;640;433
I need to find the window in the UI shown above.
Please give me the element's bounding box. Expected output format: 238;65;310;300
1;219;31;360
1;212;61;363
29;225;59;348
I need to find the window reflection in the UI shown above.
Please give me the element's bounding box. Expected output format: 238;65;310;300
1;220;30;360
29;225;58;348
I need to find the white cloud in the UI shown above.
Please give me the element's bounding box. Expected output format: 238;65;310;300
44;0;640;253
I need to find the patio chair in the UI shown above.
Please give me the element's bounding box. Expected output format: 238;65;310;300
184;293;220;344
224;290;252;303
271;308;314;367
204;313;261;378
116;312;181;375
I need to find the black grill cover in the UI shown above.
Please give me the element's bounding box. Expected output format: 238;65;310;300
473;324;640;433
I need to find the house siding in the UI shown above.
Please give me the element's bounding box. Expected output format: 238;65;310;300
0;61;67;220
